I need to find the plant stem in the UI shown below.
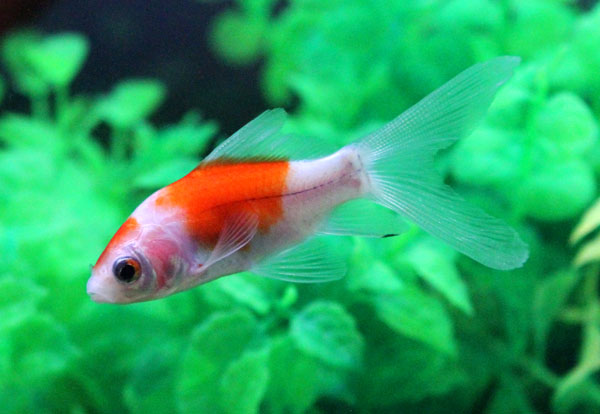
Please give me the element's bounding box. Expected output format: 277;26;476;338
55;84;69;127
519;356;560;388
111;126;128;161
582;264;599;304
560;307;588;324
31;93;50;121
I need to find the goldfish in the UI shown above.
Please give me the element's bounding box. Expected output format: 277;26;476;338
88;56;529;304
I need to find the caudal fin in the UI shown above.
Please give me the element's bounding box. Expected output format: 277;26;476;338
357;56;528;270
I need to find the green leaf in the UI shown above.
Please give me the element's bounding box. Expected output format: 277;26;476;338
57;94;96;133
176;309;257;414
504;0;573;58
205;274;272;315
24;33;89;87
134;157;198;189
549;48;590;94
532;270;579;356
571;198;600;244
534;92;598;156
407;238;473;315
155;113;217;156
132;113;217;163
452;128;524;187
265;336;320;414
570;5;600;92
347;260;404;295
553;320;600;414
487;375;536;414
487;82;532;129
519;160;596;221
210;11;265;65
130;114;217;184
0;275;46;328
278;285;298;309
374;286;456;355
0;113;61;150
1;31;49;96
238;0;277;15
4;314;78;383
436;0;503;32
99;79;166;129
219;348;269;414
291;301;364;370
70;304;172;414
124;344;179;414
574;233;600;267
361;336;464;407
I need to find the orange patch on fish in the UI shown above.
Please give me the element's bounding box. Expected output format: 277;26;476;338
94;217;139;267
156;160;290;245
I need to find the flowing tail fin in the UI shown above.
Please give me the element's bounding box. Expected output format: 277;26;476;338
356;56;528;270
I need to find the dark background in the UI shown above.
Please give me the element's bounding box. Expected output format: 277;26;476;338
2;0;599;135
0;0;267;135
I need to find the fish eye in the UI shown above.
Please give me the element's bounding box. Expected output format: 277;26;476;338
113;257;141;284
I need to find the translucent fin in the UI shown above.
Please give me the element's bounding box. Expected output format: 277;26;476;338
251;238;346;283
202;211;258;270
317;199;408;238
204;109;333;162
357;56;529;270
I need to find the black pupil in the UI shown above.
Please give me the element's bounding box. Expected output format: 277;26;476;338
115;260;137;283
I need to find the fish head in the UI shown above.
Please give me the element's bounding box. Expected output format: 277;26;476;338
88;205;192;303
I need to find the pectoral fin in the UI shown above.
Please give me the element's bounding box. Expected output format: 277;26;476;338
201;210;259;270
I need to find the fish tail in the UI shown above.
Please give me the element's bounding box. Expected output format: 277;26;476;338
355;56;528;270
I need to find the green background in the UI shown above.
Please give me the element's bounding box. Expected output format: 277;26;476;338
2;0;600;413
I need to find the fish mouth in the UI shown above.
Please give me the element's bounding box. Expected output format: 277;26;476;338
87;290;114;303
87;276;114;303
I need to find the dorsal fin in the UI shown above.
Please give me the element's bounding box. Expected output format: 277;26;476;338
203;109;334;163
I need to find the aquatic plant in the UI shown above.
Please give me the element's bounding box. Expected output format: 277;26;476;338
1;0;600;412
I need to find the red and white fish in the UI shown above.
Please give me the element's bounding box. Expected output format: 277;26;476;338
88;56;529;304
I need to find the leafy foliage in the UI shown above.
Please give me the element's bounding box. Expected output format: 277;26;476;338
290;301;364;369
1;0;600;412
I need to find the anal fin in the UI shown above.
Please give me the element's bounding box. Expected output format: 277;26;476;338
317;199;408;238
